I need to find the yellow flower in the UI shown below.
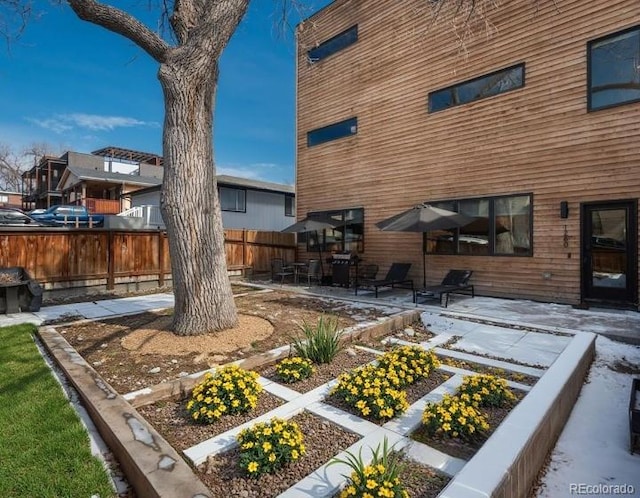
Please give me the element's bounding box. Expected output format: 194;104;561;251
366;479;378;489
262;441;272;452
247;461;259;473
268;452;277;462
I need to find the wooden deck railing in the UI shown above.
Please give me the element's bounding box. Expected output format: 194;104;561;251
0;228;296;289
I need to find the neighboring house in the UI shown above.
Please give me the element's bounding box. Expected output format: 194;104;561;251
128;175;295;231
295;0;640;309
0;190;24;209
22;147;164;213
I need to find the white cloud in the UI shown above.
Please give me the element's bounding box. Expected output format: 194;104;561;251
26;113;159;133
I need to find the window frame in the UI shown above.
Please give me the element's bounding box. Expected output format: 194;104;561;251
425;193;533;257
587;24;640;112
219;186;247;213
305;207;365;253
428;63;526;113
307;25;358;63
307;117;358;147
285;195;295;217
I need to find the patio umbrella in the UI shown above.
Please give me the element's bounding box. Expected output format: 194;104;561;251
375;204;475;287
281;217;338;276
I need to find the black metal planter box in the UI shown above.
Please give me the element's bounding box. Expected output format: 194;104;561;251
631;378;640;454
0;267;43;314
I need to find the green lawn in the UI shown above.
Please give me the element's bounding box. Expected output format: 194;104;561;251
0;324;115;498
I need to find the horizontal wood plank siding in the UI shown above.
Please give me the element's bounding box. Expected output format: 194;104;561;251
296;0;640;304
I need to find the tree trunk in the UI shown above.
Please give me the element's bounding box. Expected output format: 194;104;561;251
158;56;238;335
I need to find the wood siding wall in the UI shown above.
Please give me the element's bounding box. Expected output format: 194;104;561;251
0;229;295;287
296;0;640;305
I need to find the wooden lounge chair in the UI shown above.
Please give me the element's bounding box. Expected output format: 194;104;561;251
414;269;474;307
355;262;413;297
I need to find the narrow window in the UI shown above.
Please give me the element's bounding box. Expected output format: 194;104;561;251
308;25;358;62
219;187;246;212
285;195;295;217
429;64;525;113
588;26;640;111
307;117;357;147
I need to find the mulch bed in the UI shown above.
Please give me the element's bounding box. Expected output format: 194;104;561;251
258;348;379;394
137;391;285;451
437;356;540;386
397;456;451;498
411;392;525;460
198;410;361;498
323;370;453;425
58;290;395;394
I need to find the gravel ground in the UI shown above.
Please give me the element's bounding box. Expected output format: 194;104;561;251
396;456;451;498
198;411;361;498
137;391;284;451
59;290;395;394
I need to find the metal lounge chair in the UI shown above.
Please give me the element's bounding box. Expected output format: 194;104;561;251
355;262;413;297
271;258;294;285
297;259;322;286
414;269;474;307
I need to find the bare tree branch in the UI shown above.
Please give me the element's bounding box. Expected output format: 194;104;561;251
0;0;33;46
66;0;170;62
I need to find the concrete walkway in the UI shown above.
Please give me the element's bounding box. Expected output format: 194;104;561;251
1;284;638;344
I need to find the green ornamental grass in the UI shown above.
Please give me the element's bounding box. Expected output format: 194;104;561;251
0;324;115;498
292;314;343;364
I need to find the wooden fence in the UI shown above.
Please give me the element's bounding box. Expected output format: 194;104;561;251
0;227;296;289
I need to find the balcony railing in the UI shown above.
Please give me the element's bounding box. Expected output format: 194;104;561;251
85;198;121;214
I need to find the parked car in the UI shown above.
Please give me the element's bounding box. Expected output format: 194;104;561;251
0;208;51;227
29;205;105;227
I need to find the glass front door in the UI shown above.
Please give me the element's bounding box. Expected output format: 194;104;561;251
582;201;637;305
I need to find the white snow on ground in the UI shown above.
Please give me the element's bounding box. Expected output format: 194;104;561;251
536;336;640;497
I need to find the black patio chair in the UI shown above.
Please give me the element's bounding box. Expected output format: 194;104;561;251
271;258;294;285
297;259;322;286
414;269;474;307
355;262;413;297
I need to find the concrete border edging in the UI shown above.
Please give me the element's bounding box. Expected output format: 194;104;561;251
37;326;212;498
438;332;596;498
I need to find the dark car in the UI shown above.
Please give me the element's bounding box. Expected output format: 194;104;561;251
0;208;50;227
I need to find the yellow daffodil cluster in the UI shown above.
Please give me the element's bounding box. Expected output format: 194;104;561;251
422;393;489;440
332;364;409;420
376;346;440;388
275;356;315;384
237;417;306;477
456;374;516;408
332;438;409;498
185;365;262;424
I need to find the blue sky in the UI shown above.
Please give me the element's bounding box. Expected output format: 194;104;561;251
0;1;331;185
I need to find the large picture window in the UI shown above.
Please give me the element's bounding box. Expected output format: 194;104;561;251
219;186;246;212
428;64;525;113
426;194;532;256
588;26;640;111
307;117;357;147
306;208;364;253
308;25;358;62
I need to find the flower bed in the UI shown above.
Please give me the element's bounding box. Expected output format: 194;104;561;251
198;411;361;498
137;391;285;451
258;349;378;394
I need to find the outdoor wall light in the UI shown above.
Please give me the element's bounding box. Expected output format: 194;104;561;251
560;201;569;219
